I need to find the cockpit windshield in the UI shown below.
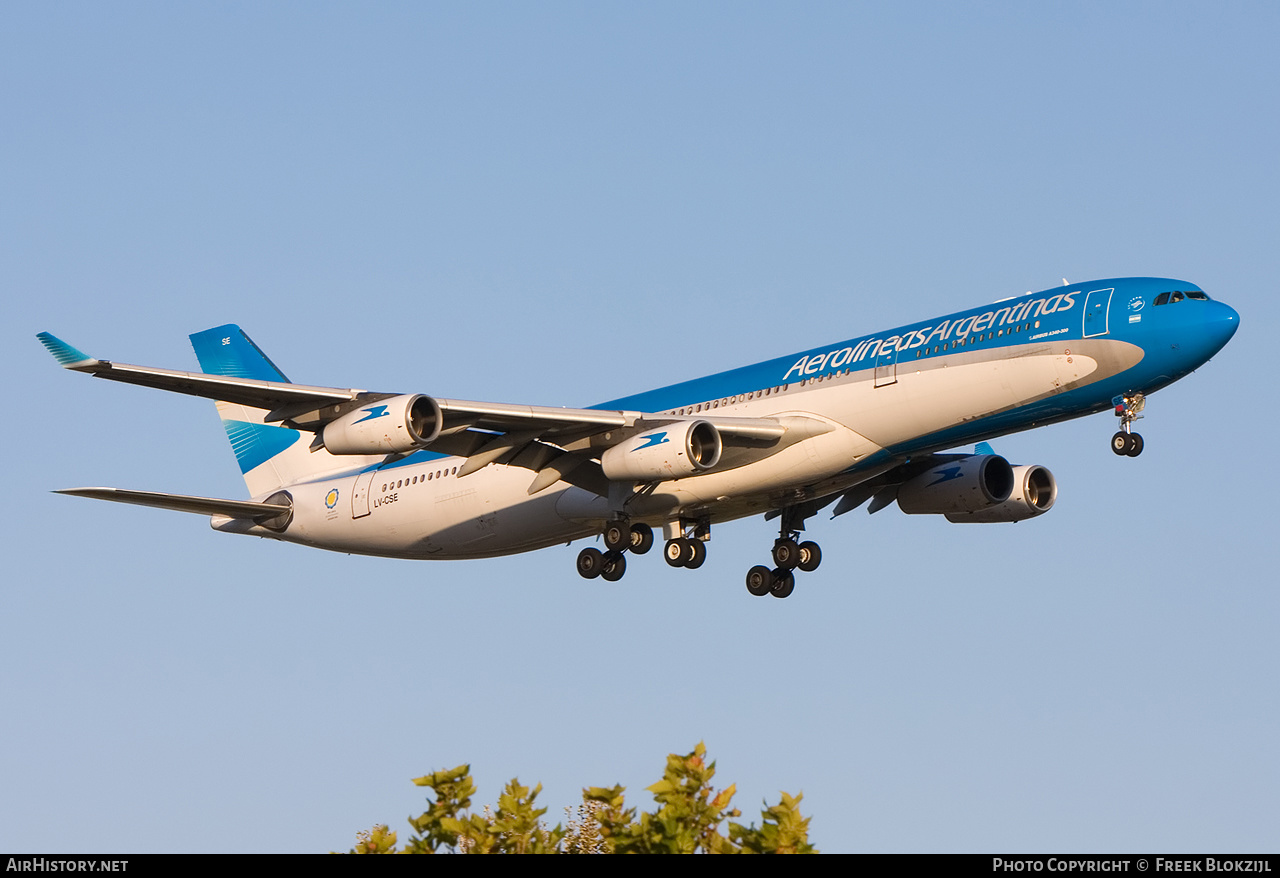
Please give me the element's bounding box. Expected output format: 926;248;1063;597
1154;290;1210;306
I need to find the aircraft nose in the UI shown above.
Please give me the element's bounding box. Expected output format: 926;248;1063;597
1182;299;1240;365
1207;299;1241;350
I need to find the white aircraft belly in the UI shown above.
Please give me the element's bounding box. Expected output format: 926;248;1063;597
851;354;1099;447
282;465;589;559
802;339;1135;449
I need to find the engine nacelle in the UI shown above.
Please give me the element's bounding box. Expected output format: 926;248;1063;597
600;420;722;482
945;465;1057;523
897;454;1014;515
321;394;442;455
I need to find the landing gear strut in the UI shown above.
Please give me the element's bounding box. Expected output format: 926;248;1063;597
1111;392;1145;457
746;506;822;599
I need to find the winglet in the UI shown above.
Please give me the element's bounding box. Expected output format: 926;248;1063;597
36;332;99;369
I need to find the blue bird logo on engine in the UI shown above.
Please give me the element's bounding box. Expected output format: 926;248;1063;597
632;432;669;452
353;405;390;424
928;465;964;486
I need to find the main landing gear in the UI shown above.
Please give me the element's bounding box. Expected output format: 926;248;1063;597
1111;392;1146;457
745;509;822;599
576;520;654;582
661;517;709;570
575;511;827;599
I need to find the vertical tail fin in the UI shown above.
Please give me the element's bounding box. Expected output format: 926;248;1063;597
190;325;380;497
190;324;292;384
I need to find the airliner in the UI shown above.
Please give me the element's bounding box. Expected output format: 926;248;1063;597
39;277;1238;598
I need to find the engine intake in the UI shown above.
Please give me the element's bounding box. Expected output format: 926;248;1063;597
600;420;722;482
322;394;442;455
945;465;1057;523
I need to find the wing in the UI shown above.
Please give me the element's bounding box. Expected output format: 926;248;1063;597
39;330;792;497
38;331;364;412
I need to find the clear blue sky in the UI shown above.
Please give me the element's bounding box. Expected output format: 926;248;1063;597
4;2;1277;853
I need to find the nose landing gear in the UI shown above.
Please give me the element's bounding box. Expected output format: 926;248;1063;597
1111;393;1145;457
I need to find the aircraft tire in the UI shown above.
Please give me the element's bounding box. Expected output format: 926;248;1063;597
772;538;801;569
601;551;627;582
1126;433;1144;457
770;569;795;599
665;538;693;567
1111;432;1132;455
797;541;822;573
685;540;706;569
746;565;774;596
629;523;655;555
577;547;605;579
604;522;630;553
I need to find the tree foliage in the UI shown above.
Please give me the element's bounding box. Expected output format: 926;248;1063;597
347;742;815;854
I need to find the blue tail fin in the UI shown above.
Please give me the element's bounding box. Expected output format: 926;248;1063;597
189;325;379;496
190;325;290;382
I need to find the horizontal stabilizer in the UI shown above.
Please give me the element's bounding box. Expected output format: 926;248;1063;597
55;487;292;525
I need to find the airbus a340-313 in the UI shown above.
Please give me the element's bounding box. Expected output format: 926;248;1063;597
39;277;1238;599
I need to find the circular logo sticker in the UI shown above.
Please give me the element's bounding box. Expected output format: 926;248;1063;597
324;488;339;509
1128;295;1145;312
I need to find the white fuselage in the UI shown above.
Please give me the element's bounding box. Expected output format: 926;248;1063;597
232;332;1136;559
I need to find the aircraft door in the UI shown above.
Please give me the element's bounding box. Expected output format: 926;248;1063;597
1083;288;1114;338
351;469;378;519
874;341;898;387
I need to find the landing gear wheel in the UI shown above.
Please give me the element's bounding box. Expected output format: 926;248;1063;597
797;541;822;573
601;551;627;582
628;523;654;555
603;521;630;553
746;565;774;596
577;547;605;579
665;538;694;567
685;540;707;569
769;569;795;599
1113;393;1147;455
772;538;801;569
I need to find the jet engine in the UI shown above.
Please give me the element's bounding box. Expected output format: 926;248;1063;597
321;394;442;455
600;420;722;482
896;454;1015;515
944;465;1057;523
